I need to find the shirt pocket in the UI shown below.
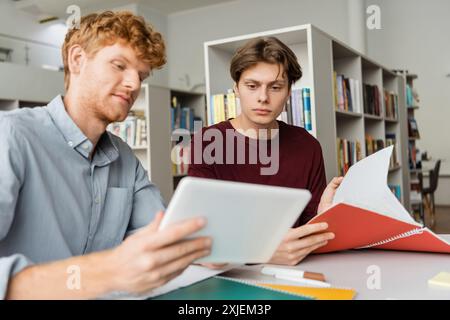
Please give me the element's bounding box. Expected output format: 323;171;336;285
95;187;133;249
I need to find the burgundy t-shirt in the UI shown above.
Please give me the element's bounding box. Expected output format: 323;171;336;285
188;120;327;227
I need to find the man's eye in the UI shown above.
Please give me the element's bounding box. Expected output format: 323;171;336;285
113;63;125;70
271;86;281;91
246;84;257;89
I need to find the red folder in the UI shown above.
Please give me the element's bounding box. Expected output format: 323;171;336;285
308;203;450;254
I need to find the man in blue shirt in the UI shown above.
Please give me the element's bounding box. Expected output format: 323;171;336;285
0;11;211;299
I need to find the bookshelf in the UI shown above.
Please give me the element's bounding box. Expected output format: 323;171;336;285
109;84;152;172
395;71;422;214
108;83;173;202
170;89;206;189
204;24;409;207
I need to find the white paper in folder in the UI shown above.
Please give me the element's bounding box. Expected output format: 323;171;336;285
333;146;418;224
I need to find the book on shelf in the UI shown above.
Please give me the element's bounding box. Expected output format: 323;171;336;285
277;87;312;132
408;141;422;170
384;90;398;119
389;185;402;201
365;135;385;157
171;96;202;133
210;88;313;132
333;71;362;113
336;138;362;176
385;133;399;169
408;117;420;139
107;111;147;148
209;91;240;125
406;84;414;107
302;88;312;131
406;84;420;108
309;146;450;254
363;84;382;116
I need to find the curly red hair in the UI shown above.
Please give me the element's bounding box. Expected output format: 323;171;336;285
62;11;166;90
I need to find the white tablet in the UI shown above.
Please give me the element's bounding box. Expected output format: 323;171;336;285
159;177;312;263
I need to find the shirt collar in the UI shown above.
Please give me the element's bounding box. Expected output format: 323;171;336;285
46;95;119;162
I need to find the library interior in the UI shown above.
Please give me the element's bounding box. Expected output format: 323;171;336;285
0;0;449;301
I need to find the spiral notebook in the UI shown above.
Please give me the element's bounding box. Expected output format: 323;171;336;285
309;202;450;254
308;146;450;254
153;276;312;300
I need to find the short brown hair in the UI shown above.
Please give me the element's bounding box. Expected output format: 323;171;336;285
62;11;166;91
230;37;302;87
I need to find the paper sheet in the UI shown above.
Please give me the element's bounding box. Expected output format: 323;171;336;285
115;264;237;300
333;146;418;224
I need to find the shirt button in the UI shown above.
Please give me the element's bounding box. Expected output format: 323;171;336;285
94;197;100;204
82;143;89;150
68;141;74;147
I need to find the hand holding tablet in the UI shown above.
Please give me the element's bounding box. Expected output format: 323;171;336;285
159;177;312;263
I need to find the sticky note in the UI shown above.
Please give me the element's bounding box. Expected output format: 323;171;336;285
428;272;450;288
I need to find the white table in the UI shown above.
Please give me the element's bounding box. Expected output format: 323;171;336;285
221;235;450;300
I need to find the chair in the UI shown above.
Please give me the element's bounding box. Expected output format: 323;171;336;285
418;159;441;228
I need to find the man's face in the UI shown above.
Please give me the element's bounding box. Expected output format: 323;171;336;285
234;62;290;128
76;41;151;123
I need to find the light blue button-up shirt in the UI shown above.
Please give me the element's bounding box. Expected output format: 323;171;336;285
0;95;165;298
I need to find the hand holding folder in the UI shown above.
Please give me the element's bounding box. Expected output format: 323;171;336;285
309;146;450;254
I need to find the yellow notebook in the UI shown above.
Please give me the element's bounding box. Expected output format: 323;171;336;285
258;283;357;300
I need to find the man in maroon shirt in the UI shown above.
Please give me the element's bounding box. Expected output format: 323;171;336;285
188;37;342;266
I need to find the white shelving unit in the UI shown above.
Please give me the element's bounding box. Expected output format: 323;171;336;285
204;24;409;206
108;83;174;203
395;71;421;214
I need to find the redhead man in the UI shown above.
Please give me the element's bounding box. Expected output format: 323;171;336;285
0;11;210;299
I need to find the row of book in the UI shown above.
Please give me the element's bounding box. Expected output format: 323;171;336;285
363;84;382;116
208;92;240;125
277;88;312;131
337;138;362;176
366;134;399;169
171;96;202;132
333;72;362;113
389;185;402;201
209;88;313;131
365;135;385;157
108;111;147;148
384;90;399;120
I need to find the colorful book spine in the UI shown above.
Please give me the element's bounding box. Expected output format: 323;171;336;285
302;88;312;131
336;138;362;176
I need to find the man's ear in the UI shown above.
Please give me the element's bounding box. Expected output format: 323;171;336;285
67;44;86;77
233;82;239;97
